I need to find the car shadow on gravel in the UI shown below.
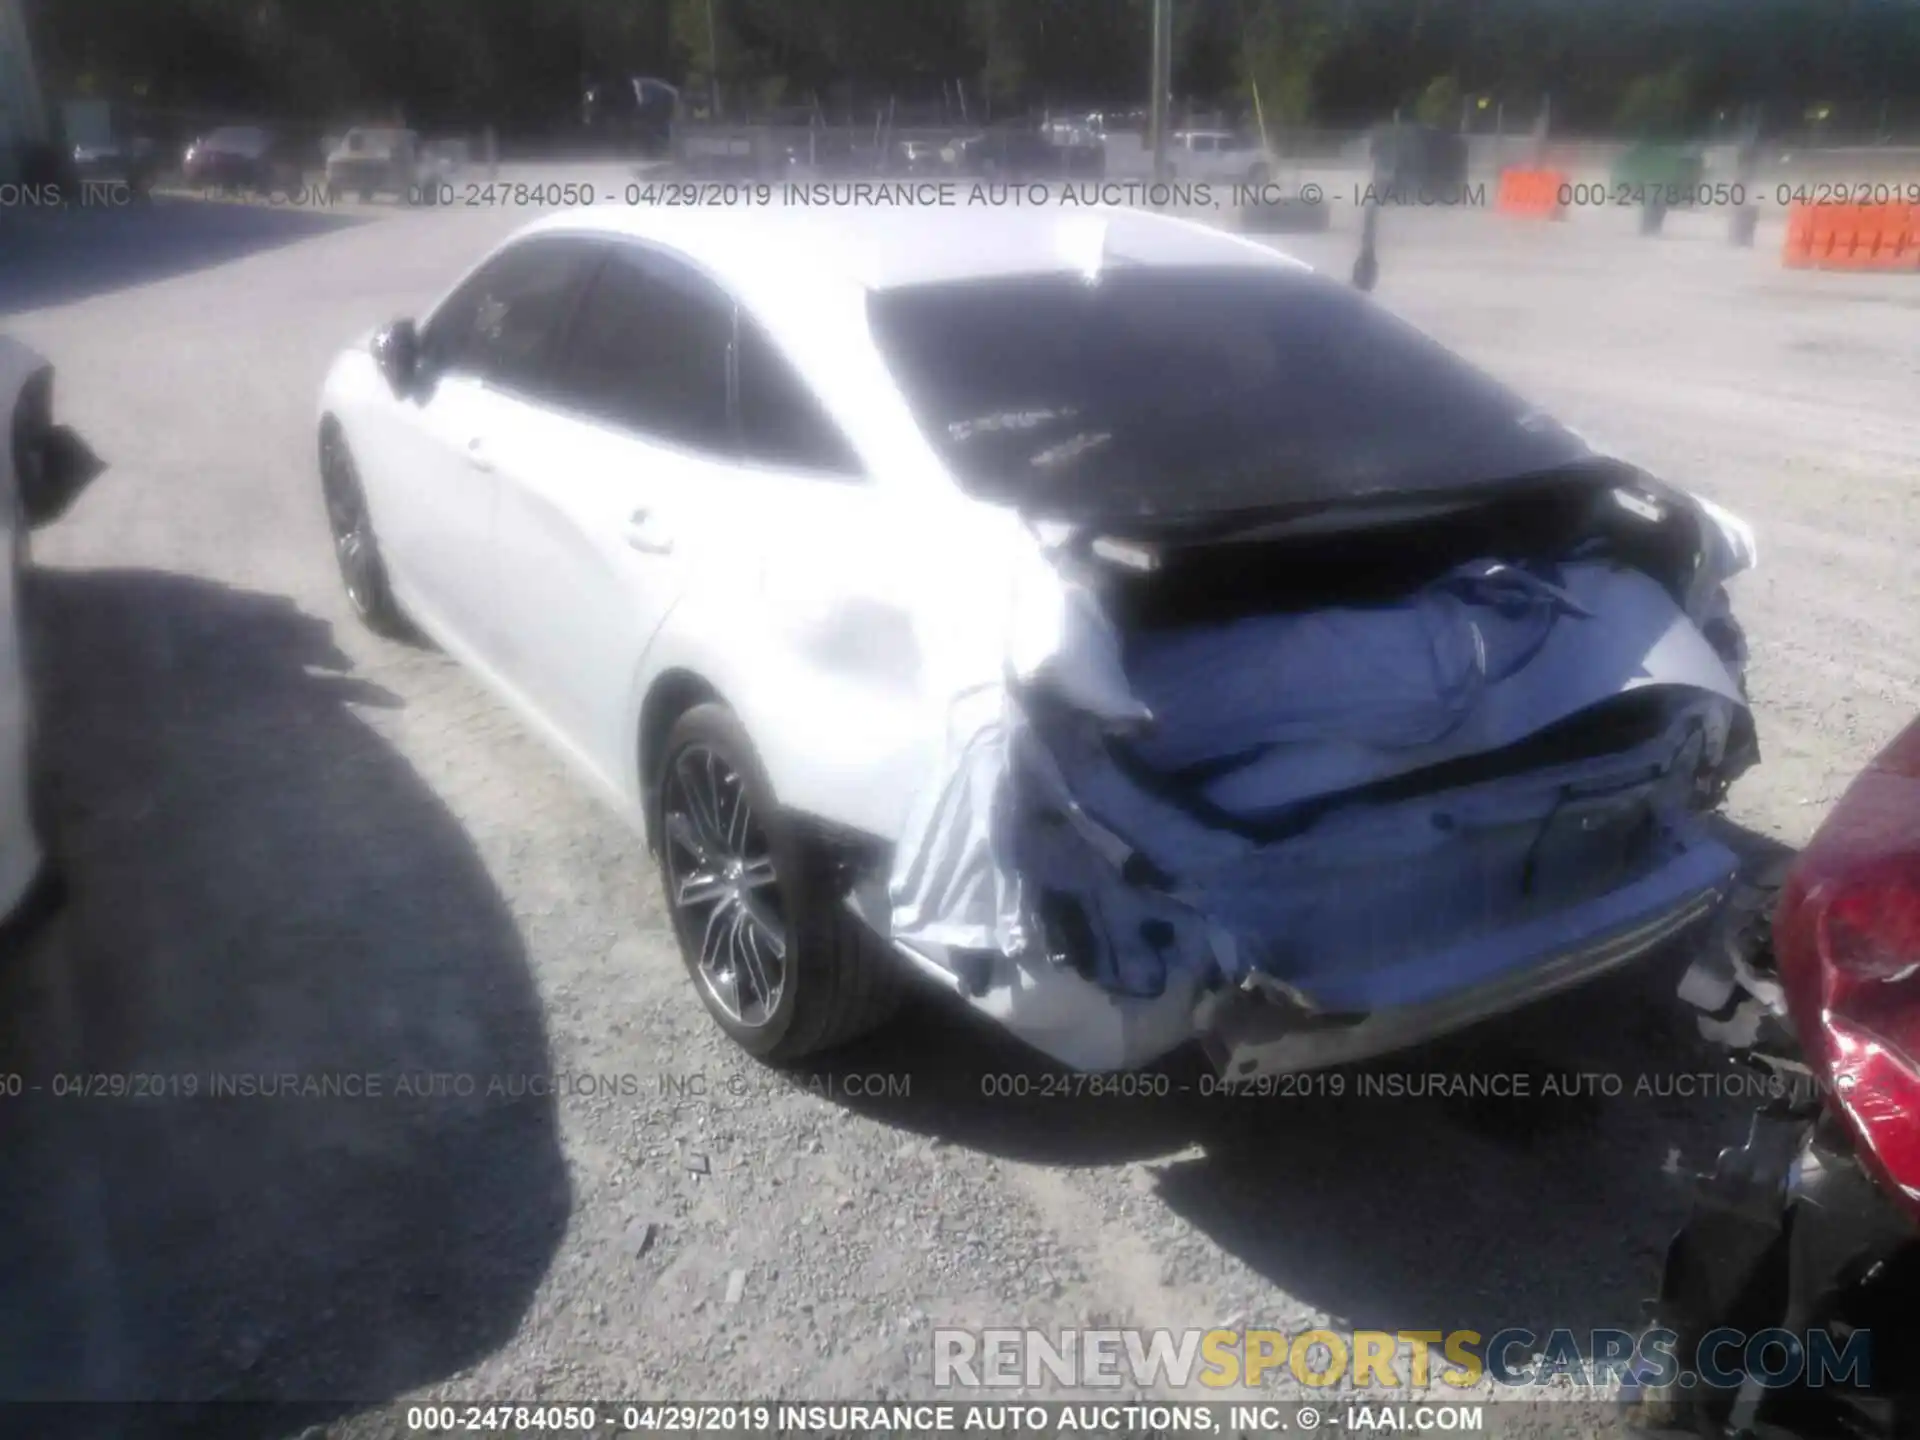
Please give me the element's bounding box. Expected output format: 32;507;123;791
0;199;365;316
813;818;1799;1340
0;569;567;1438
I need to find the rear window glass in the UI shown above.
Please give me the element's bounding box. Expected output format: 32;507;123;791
865;267;1590;522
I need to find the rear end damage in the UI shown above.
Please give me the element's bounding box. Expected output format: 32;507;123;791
875;464;1759;1075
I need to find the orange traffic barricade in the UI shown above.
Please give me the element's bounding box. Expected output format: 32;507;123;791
1496;168;1569;220
1783;201;1920;271
1783;204;1815;266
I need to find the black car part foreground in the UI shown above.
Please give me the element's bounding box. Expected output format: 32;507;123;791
1624;873;1920;1440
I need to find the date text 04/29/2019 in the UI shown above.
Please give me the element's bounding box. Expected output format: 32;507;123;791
402;1400;1487;1434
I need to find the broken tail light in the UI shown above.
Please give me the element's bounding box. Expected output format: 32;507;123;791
1810;866;1920;1212
1822;871;1920;985
1823;1018;1920;1209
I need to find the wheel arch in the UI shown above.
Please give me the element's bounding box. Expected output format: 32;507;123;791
636;668;726;850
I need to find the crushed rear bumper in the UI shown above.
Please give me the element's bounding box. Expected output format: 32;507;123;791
1200;855;1732;1076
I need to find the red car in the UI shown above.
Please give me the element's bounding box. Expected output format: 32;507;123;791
1629;717;1920;1438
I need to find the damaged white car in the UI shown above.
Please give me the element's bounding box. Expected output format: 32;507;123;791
316;206;1758;1075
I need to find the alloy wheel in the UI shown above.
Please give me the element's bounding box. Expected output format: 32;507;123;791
320;435;379;615
661;744;787;1027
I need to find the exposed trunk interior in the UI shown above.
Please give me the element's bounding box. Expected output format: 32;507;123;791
1076;467;1700;632
994;469;1752;1004
882;467;1755;1062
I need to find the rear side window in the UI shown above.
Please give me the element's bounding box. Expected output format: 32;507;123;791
423;236;603;395
556;246;732;452
735;318;862;476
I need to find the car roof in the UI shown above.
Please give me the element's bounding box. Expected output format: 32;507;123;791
514;203;1306;294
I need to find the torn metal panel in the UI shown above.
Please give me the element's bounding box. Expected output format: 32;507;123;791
887;492;1757;1074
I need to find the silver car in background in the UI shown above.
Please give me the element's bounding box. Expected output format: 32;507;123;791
325;126;457;202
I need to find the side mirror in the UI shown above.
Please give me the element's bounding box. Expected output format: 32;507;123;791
372;319;421;396
17;425;105;529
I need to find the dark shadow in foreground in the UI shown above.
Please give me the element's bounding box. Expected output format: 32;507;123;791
809;818;1800;1344
0;199;364;316
0;569;568;1439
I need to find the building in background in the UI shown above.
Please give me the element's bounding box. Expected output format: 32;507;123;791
0;0;49;183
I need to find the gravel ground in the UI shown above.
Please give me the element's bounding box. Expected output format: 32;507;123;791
0;171;1913;1438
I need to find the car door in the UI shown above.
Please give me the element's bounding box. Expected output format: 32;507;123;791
484;243;924;829
483;241;737;792
376;235;603;668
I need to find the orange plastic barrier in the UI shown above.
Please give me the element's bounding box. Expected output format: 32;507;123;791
1495;168;1569;220
1783;201;1920;271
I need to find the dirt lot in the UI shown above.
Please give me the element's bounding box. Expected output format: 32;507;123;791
0;175;1913;1437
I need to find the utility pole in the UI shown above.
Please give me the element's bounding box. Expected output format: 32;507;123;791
1149;0;1173;181
705;0;722;119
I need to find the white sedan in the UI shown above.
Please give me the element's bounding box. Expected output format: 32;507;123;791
317;205;1759;1074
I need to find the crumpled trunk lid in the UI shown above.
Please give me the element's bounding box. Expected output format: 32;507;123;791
883;480;1755;1066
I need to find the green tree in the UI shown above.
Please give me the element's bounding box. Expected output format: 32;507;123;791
1615;60;1692;136
1413;73;1460;127
1235;0;1335;130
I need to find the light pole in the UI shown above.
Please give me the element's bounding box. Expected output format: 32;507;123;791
705;0;722;119
1149;0;1172;181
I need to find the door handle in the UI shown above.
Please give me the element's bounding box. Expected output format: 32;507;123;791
623;508;674;555
466;437;494;473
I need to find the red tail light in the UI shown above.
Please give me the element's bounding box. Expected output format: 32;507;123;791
1823;1017;1920;1205
1775;723;1920;1217
1802;863;1920;1206
1819;869;1920;984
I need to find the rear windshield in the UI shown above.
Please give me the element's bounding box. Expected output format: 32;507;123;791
865;266;1592;522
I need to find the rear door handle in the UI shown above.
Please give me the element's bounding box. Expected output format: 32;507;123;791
623;508;674;555
466;437;494;472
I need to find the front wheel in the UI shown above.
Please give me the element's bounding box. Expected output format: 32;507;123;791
319;427;409;638
654;703;902;1062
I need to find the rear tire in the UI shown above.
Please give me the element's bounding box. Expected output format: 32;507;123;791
653;703;902;1062
319;427;410;639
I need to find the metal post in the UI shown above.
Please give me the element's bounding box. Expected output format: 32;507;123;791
705;0;722;119
1149;0;1172;181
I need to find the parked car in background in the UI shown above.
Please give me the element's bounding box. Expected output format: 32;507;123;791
1166;128;1275;182
886;139;945;176
779;130;861;176
947;122;1099;179
1626;715;1920;1440
62;99;160;199
325;127;429;202
69;136;159;198
182;125;308;193
315;206;1760;1074
0;337;106;944
581;75;678;158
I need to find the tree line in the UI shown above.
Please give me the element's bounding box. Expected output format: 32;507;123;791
30;0;1920;139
